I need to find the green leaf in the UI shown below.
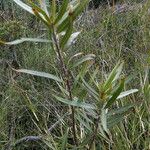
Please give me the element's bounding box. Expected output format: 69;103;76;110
38;0;49;16
71;54;95;69
56;0;88;31
15;69;62;82
32;8;51;27
117;89;138;99
101;108;109;133
51;0;56;21
56;1;80;33
66;31;80;47
60;16;73;49
57;17;70;33
0;38;50;45
68;52;83;64
105;78;125;108
28;0;51;23
78;110;95;130
13;0;34;14
55;0;69;24
56;0;78;26
103;62;124;91
54;95;95;109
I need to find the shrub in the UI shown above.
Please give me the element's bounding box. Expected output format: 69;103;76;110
1;0;139;149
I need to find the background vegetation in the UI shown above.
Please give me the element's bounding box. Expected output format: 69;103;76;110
0;0;150;149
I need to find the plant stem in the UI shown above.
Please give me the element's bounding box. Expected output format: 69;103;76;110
51;27;78;146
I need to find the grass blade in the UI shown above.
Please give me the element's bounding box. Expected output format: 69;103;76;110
61;128;69;150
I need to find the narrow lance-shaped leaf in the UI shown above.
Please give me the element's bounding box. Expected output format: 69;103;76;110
57;0;88;31
57;17;70;33
71;54;95;69
60;15;73;49
117;89;138;99
38;0;49;16
98;124;110;141
73;61;93;86
0;38;51;45
55;0;69;24
66;31;80;47
56;2;80;33
67;52;83;65
54;95;96;109
28;0;51;23
32;8;50;27
13;0;34;14
80;132;94;147
101;108;109;133
14;69;62;82
114;62;124;81
51;0;56;22
57;0;79;26
79;110;94;124
105;78;125;108
103;62;123;91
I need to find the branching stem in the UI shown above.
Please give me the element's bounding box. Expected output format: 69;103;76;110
51;27;78;146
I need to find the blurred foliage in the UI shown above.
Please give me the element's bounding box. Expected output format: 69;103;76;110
0;21;24;41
